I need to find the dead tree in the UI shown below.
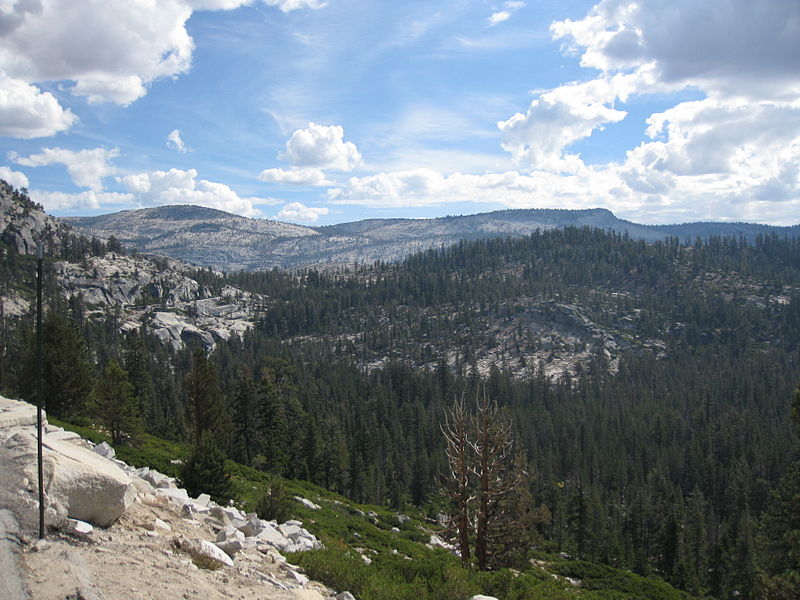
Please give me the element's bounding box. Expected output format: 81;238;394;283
441;393;473;567
441;387;530;570
471;389;525;570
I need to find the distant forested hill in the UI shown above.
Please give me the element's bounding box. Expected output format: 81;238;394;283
64;204;800;270
4;181;800;599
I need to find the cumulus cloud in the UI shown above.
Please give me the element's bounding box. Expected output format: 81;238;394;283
0;165;29;189
0;73;76;138
13;147;119;191
166;129;189;153
327;167;623;210
258;167;331;186
482;0;800;223
29;190;133;212
0;0;326;137
278;122;362;171
498;76;631;171
550;0;800;99
117;168;271;216
276;201;328;223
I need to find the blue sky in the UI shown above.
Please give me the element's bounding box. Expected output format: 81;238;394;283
0;0;798;226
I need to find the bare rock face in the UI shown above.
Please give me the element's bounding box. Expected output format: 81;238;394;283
0;396;136;528
42;435;137;527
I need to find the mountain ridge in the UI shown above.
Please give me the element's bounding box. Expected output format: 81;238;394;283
64;204;800;271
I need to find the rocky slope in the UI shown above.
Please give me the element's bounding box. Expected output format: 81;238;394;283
0;183;262;351
0;396;338;600
64;205;319;272
65;204;800;271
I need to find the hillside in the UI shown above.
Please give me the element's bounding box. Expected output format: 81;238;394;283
64;205;800;271
0;395;698;600
0;181;263;352
1;180;799;598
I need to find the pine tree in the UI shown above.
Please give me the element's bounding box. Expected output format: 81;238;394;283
184;347;231;450
18;311;93;419
181;430;232;503
89;359;142;446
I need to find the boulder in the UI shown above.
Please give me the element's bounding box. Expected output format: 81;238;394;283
289;592;326;600
336;593;357;600
45;430;83;444
93;441;116;459
65;518;94;536
42;435;136;527
174;537;233;568
215;538;245;558
155;486;190;507
130;475;156;497
216;525;245;543
238;514;264;537
141;469;173;489
278;522;302;538
469;596;500;600
139;518;171;533
256;522;291;550
0;396;40;430
293;496;320;510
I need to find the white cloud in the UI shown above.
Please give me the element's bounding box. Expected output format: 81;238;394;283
0;165;29;189
276;201;328;223
488;2;525;27
488;11;510;26
480;0;800;223
550;0;800;100
258;167;331;186
327;167;622;210
0;0;326;137
117;168;270;216
0;73;76;138
14;147;119;191
278;122;362;171
263;0;327;12
166;129;189;153
0;0;195;107
29;190;133;211
498;76;629;171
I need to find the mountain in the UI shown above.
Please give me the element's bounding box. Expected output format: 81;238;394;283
63;205;319;272
64;205;800;271
0;182;262;351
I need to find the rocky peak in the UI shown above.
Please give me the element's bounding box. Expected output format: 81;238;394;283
0;179;66;255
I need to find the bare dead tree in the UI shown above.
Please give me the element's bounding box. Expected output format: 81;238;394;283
440;387;531;570
440;393;473;567
471;388;525;570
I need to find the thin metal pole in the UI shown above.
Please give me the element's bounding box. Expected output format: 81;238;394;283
36;240;44;539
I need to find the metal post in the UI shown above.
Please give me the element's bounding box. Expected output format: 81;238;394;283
36;240;44;539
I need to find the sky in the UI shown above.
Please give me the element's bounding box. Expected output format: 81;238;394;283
0;0;798;227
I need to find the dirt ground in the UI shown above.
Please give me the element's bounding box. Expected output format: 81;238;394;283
21;495;335;600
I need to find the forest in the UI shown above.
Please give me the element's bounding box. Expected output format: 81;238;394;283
1;186;799;599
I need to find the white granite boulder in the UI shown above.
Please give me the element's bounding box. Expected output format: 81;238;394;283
175;537;234;568
42;435;136;527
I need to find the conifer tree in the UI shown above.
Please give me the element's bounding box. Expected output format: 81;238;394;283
89;359;142;446
182;430;232;503
19;311;92;419
184;347;231;450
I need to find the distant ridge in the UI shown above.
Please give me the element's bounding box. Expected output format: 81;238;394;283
64;205;800;272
